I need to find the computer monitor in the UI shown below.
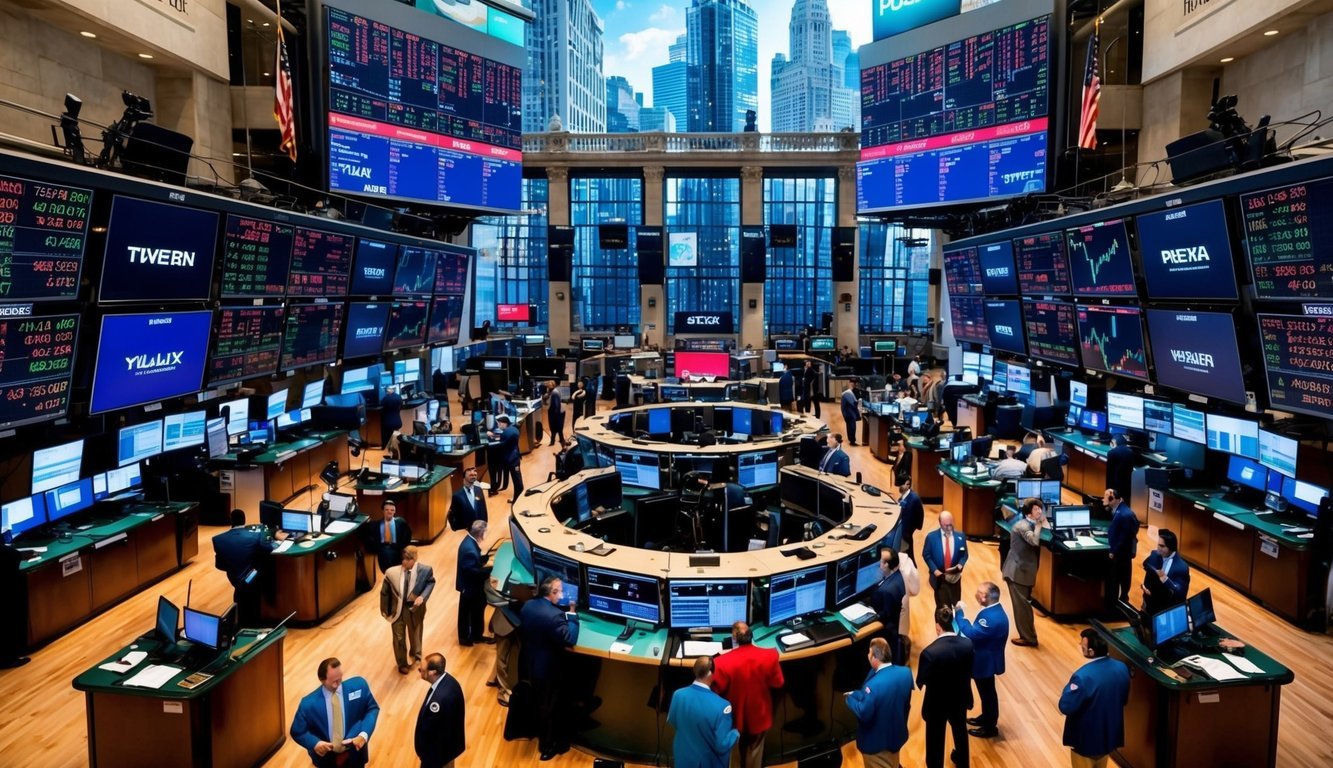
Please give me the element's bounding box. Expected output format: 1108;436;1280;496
970;436;994;460
1106;392;1144;431
1151;603;1190;649
772;361;787;373
280;510;318;534
1078;409;1108;434
1186;588;1215;632
44;477;94;524
771;412;784;435
32;439;85;495
220;397;250;436
614;450;661;490
950;441;972;464
667;579;749;629
302;380;325;409
532;548;582;607
508;515;535;573
206;418;229;459
266;390;289;421
734;450;776;490
1015;479;1062;506
582;339;605;352
162;410;207;453
585;566;662;623
1;494;48;540
613;334;637;349
341;365;376;395
1257;428;1298;478
1205;413;1259;459
647;408;671;435
105;462;142;496
1225;455;1268;493
1069;380;1088;408
182;606;222;650
1282;476;1329;518
732;408;753;436
1050;505;1092;530
156;595;179;645
768;565;828;625
833;548;884;606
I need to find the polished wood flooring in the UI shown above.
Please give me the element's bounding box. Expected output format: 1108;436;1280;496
2;399;1332;767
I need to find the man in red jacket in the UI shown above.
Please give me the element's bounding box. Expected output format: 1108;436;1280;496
711;621;785;768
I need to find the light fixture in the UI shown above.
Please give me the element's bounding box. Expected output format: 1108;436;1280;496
263;72;271;77
138;53;154;59
263;22;271;27
80;31;97;38
1220;57;1234;63
1264;29;1279;36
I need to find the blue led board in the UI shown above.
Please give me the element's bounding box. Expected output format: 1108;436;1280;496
1136;200;1238;301
1145;309;1246;404
90;311;213;414
1066;219;1136;297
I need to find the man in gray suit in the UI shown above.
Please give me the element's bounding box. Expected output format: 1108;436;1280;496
1002;498;1046;647
381;545;437;673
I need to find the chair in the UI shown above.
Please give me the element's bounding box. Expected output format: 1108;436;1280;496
989;405;1024;440
1040;455;1064;482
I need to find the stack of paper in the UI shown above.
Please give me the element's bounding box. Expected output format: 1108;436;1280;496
99;650;147;674
1180;655;1246;682
681;641;724;657
839;603;876;623
1221;653;1264;675
123;664;182;689
325;520;357;535
779;632;810;647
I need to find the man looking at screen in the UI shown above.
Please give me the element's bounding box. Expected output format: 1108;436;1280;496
710;621;784;768
515;576;580;761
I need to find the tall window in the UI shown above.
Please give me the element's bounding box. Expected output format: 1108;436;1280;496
763;176;835;335
665;177;740;319
471;178;549;330
570;177;642;330
859;222;932;333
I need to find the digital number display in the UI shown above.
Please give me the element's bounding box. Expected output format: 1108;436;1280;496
1013;231;1070;295
1023;299;1078;367
0;174;92;303
219;215;293;297
1076;305;1150;381
1241;178;1333;300
949;295;990;346
0;312;79;429
943;245;982;297
434;244;471;295
207;305;285;386
281;302;344;370
1256;309;1333;419
1066;219;1136;296
287;227;352;296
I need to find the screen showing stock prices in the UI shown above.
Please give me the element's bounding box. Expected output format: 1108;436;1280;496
325;4;524;212
1256;308;1333;420
384;300;429;350
1241;177;1333;300
1145;309;1247;404
1136;200;1239;301
0;312;79;429
392;246;438;296
280;302;344;370
1076;305;1150;381
1013;232;1070;295
428;295;464;345
0;174;92;303
219;215;293;297
434;244;471;295
1023;299;1079;367
1066;219;1137;297
944;245;989;345
286;227;352;296
207;305;285;387
856;12;1051;212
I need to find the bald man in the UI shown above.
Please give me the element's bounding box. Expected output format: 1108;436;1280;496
711;621;785;768
922;512;969;609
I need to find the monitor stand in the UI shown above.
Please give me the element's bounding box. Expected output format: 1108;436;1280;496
617;619;650;642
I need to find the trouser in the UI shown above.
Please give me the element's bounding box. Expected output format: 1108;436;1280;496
457;590;487;644
234;585;262;628
848;418;860;444
490;629;519;701
1109;554;1132;604
733;732;764;768
901;532;917;564
549;418;564;444
862;750;902;768
391;605;425;667
535;680;570;754
925;711;969;768
974;675;998;729
1070;752;1109;768
933;578;962;609
509;461;524;499
1007;579;1038;643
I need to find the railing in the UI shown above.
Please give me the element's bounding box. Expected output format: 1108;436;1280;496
522;131;860;154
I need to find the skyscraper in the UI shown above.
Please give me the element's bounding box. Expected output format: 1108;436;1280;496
685;0;758;132
652;35;691;133
639;107;678;132
606;75;641;132
770;0;858;132
523;0;607;133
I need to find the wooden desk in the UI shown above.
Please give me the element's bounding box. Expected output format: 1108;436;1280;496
997;506;1110;620
73;628;286;768
401;435;486;495
1047;430;1111;497
905;438;945;502
355;467;454;543
938;462;1001;539
214;431;350;515
263;514;369;625
864;411;894;463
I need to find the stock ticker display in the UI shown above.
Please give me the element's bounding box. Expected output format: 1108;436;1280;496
207;305;285;387
1257;309;1333;420
0;174;91;303
1076;305;1150;381
384;300;429;350
1013;231;1071;295
857;15;1051;211
949;295;990;346
1066;219;1137;297
942;246;983;297
281;302;344;370
286;227;353;297
1241;177;1333;300
1023;299;1079;367
434;245;470;295
219;215;294;298
0;312;79;429
326;6;523;211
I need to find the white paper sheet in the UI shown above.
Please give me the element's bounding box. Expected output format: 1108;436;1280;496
123;664;182;689
779;632;810;647
681;641;724;657
1221;653;1265;675
325;520;358;535
99;650;148;674
839;603;876;623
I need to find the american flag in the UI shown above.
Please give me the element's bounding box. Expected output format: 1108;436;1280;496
1078;28;1101;150
274;15;297;163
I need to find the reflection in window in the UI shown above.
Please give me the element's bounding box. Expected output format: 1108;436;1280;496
471;178;549;330
665;177;740;318
571;177;642;330
763;177;835;335
858;222;932;334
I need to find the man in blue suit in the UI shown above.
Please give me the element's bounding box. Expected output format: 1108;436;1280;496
1059;628;1130;768
518;576;580;761
546;381;565;446
818;432;852;477
955;582;1009;739
1103;488;1139;604
922;511;968;608
667;656;740;768
290;657;380;767
870;548;907;664
841;380;861;446
1141;529;1190;616
455;520;491;646
212;508;277;627
778;368;795;411
896;478;924;562
844;637;913;768
491;414;523;502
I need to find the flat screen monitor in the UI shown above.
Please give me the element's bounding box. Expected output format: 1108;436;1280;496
207;305;286;387
99;196;219;302
1050;505;1091;530
1283;476;1329;518
961;350;981;378
737;451;778;489
950;296;990;346
1016;479;1062;506
675;351;729;379
1187;588;1215;631
808;336;836;352
286;226;352;297
44;477;94;523
1136;200;1239;300
496;304;531;323
343;302;390;360
162;411;207;452
1;495;48;539
1255;310;1333;420
219;215;293;298
156;596;179;645
1078;409;1107;434
509;516;533;573
384;301;429;351
668;579;749;629
0;174;91;303
582;339;604;352
0;311;81;431
614;450;661;490
280;302;344;370
983;300;1026;356
1075;305;1150;381
266;391;289;421
531;548;581;606
647;408;671;435
1172;404;1206;444
773;337;800;351
873;340;897;353
1065;404;1082;427
978;353;994;382
433;246;471;296
833;548;884;607
1069;380;1088;408
1151;603;1190;649
392;247;438;296
950;441;972;464
1143;399;1173;435
978;241;1019;295
1013;231;1071;295
1240;176;1333;300
119;421;163;466
427;296;464;346
1205;413;1259;459
1145;310;1246;404
90;311;213;414
732;409;753;436
1066;219;1136;297
970;435;994;460
206;417;229;459
302;381;325;409
105;462;143;496
219;398;250;436
182;607;222;650
1257;429;1298;478
349;238;397;296
1005;363;1032;396
586;566;661;623
32;439;84;495
768;565;828;625
1225;455;1267;492
1106;392;1144;431
1022;299;1079;367
280;509;319;534
341;365;376;395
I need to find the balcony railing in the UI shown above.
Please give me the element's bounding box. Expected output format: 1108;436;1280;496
522;131;860;154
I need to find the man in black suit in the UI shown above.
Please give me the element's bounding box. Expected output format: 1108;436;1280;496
432;368;448;397
380;386;403;449
518;576;580;761
369;499;412;573
1141;529;1190;615
870;548;907;664
897;478;924;562
456;520;492;646
492;414;523;502
917;606;975;768
213;509;278;627
415;652;465;768
546;381;565;446
1105;433;1135;503
448;467;487;532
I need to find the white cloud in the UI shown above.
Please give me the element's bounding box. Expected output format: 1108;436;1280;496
604;25;685;105
827;1;873;48
616;1;627;11
649;4;678;24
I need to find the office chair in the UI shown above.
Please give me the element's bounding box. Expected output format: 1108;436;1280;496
1040;455;1064;482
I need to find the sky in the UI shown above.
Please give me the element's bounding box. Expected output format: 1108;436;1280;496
591;0;873;132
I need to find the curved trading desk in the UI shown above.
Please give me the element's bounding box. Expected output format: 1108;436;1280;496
496;460;901;766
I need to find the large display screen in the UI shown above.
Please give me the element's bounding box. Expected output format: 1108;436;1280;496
0;312;79;430
383;300;429;350
978;241;1018;295
286;227;352;296
1205;413;1259;459
1066;219;1136;297
325;4;524;212
280;302;344;370
856;11;1051;212
206;305;285;387
674;351;730;379
1240;176;1333;300
392;246;438;296
1013;231;1071;295
349;238;397;296
1256;308;1333;420
434;245;471;295
343;302;389;359
949;295;990;346
942;245;983;298
1136;200;1238;301
585;566;661;623
1022;299;1078;367
90;311;213;414
100;197;219;302
1075;305;1150;381
1145;309;1246;404
983;300;1026;355
219;215;293;298
0;173;92;303
668;579;749;629
428;295;464;345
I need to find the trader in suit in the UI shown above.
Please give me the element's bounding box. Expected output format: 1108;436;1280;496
897;478;924;562
518;576;580;761
415;652;465;768
1003;497;1046;647
798;360;815;414
818;432;852;477
778;368;796;411
954;582;1009;738
870;548;907;664
804;360;822;418
1141;529;1190;615
456;520;492;646
1026;435;1057;476
917;606;974;768
212;508;277;627
1105;434;1135;503
1059;628;1131;768
369;498;412;573
492;414;524;502
841;380;861;446
922;511;969;608
711;621;784;768
448;467;488;532
1104;488;1139;604
380;385;403;449
381;545;436;673
290;657;380;767
546;381;565;446
845;636;913;768
669;655;740;768
432;368;448;397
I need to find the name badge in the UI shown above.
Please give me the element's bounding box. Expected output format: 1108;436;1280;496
349;690;362;701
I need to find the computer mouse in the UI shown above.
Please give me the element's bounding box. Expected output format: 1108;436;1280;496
652;645;661;656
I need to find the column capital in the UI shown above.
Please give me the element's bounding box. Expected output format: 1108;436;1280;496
643;166;665;184
741;165;765;183
837;164;856;183
545;166;569;183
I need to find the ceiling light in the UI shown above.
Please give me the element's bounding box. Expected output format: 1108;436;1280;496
1220;57;1234;63
263;72;271;77
80;31;97;39
263;22;270;27
1264;29;1279;36
138;53;154;59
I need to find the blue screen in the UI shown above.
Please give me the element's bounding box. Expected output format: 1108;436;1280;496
1258;429;1298;478
182;608;221;649
1066;219;1137;297
1205;414;1259;459
1079;409;1107;433
2;495;48;539
44;477;94;523
1172;404;1206;444
1145;310;1246;404
1153;604;1190;647
349;239;397;296
532;549;581;606
1136;200;1238;300
1283;476;1329;517
983;300;1026;356
1226;455;1267;492
343;302;389;359
979;241;1019;295
586;567;661;623
732;409;752;436
668;579;749;629
100;197;219;302
90;311;213;414
771;412;784;434
647;408;671;434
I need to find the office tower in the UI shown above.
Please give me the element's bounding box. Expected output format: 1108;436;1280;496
523;0;607;133
606;75;642;133
652;35;692;132
771;0;844;132
831;29;856;89
639;106;678;132
685;0;759;132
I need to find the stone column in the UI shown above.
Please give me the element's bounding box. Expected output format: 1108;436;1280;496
739;166;766;349
833;165;859;349
545;167;572;348
641;166;666;346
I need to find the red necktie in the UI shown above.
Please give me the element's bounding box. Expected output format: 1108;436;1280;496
943;534;952;569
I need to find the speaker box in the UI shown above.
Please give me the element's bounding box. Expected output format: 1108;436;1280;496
832;246;854;282
833;226;856;259
599;223;629;249
637;225;664;284
741;231;766;282
929;267;942;286
548;225;574;282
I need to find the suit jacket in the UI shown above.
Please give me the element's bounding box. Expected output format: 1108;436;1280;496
380;563;436;623
380;393;403;433
870;571;905;630
1106;445;1135;500
455;535;489;594
841;390;860;424
916;634;974;722
212;527;273;590
845;664;914;754
955;603;1008;679
290;677;380;767
921;529;969;589
668;682;740;768
819;446;851;477
800;367;817;399
1059;657;1130;758
898;491;925;539
368;517;413;573
518;597;579;682
1003;517;1042;587
497;425;521;465
1142;551;1190;613
1106;504;1139;559
416;673;465;768
548;389;564;431
711;642;785;735
778;371;795;404
448;484;488;532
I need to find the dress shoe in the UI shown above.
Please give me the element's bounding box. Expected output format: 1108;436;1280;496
397;665;410;675
480;636;497;645
497;697;510;707
969;727;998;738
486;679;501;688
487;490;498;498
459;640;474;647
967;716;984;726
1011;638;1038;647
540;751;557;761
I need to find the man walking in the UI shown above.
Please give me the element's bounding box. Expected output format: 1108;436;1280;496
870;548;907;664
917;607;974;768
1104;488;1139;605
841;380;861;446
1003;498;1045;647
1059;629;1131;768
492;414;523;501
380;546;436;674
290;658;380;767
844;637;913;768
896;478;924;562
546;381;565;446
955;582;1009;739
448;466;488;532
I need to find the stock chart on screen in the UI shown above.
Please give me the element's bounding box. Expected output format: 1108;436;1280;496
1076;305;1149;381
1066;219;1136;297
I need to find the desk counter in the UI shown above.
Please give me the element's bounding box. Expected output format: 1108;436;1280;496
937;461;1003;539
1045;430;1114;497
996;507;1110;620
354;467;454;543
264;514;370;625
214;430;350;517
904;436;946;502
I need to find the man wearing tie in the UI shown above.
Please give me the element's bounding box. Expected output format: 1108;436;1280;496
954;582;1009;739
870;548;907;664
896;478;924;562
448;467;488;532
1003;498;1045;647
290;657;380;767
710;621;784;768
917;607;974;768
1141;529;1190;615
456;520;492;646
819;433;852;477
668;656;740;768
844;637;913;768
1059;629;1131;768
546;381;565;446
922;511;968;608
841;380;861;446
369;499;412;573
517;576;580;761
380;546;436;674
415;652;465;768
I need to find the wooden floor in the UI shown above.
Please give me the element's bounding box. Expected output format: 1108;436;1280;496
3;398;1332;767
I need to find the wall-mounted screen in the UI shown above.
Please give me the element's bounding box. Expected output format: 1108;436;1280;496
1075;305;1149;381
219;215;293;297
162;411;207;452
1145;309;1246;404
90;311;213;414
1022;300;1078;367
343;302;390;360
1106;392;1144;431
434;246;471;295
983;300;1026;355
1172;403;1206;444
0;173;92;302
1066;219;1136;297
100;196;219;302
978;241;1019;295
1136;200;1238;301
949;296;990;346
674;351;729;379
1240;176;1333;300
286;227;352;297
428;296;464;345
1013;231;1071;295
280;302;344;370
1256;309;1333;421
383;300;429;350
207;305;285;387
392;247;438;296
0;312;80;430
1205;413;1259;459
942;246;983;298
497;304;531;322
349;238;397;296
